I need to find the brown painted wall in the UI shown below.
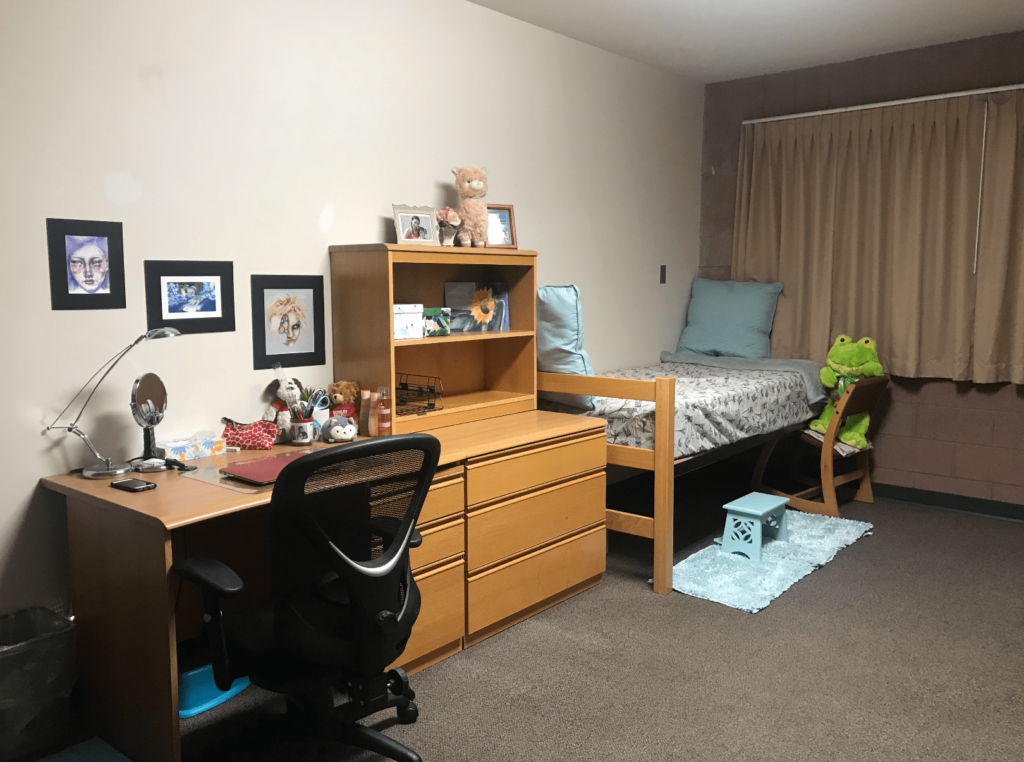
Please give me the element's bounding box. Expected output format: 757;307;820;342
699;30;1024;503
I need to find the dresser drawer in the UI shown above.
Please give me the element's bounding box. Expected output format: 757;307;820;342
465;433;605;506
467;471;605;572
410;517;464;572
419;472;465;525
467;525;605;634
397;558;466;667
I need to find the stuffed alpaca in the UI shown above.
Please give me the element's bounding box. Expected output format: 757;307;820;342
261;377;303;435
327;380;360;419
452;165;488;247
808;335;884;449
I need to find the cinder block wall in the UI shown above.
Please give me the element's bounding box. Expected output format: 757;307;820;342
873;381;1024;504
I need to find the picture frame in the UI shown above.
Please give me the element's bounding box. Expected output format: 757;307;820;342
144;260;235;335
47;218;127;310
250;274;326;370
486;204;517;249
392;205;438;245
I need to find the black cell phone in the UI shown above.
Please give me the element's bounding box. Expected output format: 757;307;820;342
110;478;157;493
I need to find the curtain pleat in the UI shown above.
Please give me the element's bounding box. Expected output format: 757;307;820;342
973;91;1024;383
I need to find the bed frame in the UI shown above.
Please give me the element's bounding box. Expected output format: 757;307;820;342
537;372;806;594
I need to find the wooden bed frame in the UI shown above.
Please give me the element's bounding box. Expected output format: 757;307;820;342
537;371;806;595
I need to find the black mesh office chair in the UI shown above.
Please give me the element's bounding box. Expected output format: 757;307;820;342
172;433;440;762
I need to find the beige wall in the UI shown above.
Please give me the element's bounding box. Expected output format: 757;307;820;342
697;31;1024;502
0;0;704;613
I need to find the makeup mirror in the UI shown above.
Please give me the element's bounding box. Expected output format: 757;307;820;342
132;373;169;472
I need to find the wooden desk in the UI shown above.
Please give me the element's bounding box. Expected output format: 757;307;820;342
41;410;606;762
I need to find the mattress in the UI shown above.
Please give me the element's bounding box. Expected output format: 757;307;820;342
544;361;815;460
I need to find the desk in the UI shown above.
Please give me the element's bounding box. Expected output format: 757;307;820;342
41;410;606;762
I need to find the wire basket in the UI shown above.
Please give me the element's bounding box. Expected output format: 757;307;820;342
395;373;443;417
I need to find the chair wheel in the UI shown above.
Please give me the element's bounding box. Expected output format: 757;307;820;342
397;700;418;724
387;667;410;696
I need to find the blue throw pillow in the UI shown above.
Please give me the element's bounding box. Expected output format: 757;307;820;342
676;278;783;359
537;285;595;410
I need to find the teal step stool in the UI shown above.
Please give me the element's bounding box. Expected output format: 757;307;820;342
721;493;790;562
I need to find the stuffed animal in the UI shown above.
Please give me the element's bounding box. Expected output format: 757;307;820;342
321;416;358;443
452;165;488;247
808;335;884;449
261;377;303;438
327;380;360;418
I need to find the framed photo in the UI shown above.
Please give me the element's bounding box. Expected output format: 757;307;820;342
393;205;438;245
486;204;517;249
144;260;235;335
47;218;127;310
251;274;325;370
444;281;510;332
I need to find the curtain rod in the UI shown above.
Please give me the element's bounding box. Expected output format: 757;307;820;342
742;82;1024;125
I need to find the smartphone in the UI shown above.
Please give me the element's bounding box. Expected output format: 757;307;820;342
110;478;157;493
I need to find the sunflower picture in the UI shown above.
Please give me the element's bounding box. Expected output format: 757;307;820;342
444;281;510;332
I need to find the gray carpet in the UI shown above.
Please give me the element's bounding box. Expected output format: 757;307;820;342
183;498;1024;762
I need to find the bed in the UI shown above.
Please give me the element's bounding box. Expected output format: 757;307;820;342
538;354;825;595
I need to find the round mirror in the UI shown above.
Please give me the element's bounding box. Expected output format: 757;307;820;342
131;373;167;428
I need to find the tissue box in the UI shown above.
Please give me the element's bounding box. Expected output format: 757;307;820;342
157;438;226;462
423;307;451;337
394;304;424;340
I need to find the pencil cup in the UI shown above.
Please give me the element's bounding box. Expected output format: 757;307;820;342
289;419;317;444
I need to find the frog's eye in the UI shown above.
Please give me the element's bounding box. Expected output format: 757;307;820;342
861;338;872;346
838;337;847;343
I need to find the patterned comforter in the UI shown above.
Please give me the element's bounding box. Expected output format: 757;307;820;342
544;362;814;459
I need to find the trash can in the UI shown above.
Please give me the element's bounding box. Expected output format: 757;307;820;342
0;608;76;762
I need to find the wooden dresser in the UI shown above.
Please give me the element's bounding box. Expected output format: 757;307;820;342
328;243;607;673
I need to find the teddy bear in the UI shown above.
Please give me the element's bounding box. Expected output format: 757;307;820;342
320;416;358;444
327;380;360;419
452;165;488;247
261;377;303;441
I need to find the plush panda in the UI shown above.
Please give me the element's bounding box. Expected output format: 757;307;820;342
320;416;358;444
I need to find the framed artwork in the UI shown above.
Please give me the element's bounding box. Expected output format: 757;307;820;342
251;274;326;370
47;218;127;310
392;205;438;245
444;281;510;332
143;260;235;335
486;204;517;249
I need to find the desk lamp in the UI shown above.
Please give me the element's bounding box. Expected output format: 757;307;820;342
46;328;181;479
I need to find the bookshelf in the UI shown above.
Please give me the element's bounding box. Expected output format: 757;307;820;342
328;243;538;434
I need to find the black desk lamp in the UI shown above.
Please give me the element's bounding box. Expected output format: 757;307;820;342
46;328;181;479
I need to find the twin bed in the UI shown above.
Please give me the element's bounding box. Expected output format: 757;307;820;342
538;354;825;594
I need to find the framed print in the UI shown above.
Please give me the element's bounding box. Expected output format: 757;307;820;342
444;281;510;332
144;260;235;335
486;204;517;249
251;274;326;370
392;205;438;245
47;218;127;310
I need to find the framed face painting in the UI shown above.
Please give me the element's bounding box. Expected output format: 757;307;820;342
47;218;127;310
250;274;326;370
144;260;236;334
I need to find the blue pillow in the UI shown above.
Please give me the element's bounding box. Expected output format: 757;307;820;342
537;285;595;410
676;278;783;359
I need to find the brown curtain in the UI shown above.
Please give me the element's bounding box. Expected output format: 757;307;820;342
733;95;1004;380
733;115;840;360
974;90;1024;383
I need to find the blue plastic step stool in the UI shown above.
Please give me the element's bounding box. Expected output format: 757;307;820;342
721;492;790;562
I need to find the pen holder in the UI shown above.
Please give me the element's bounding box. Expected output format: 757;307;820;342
289;418;317;445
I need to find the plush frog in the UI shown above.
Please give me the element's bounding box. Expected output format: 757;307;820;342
808;335;883;449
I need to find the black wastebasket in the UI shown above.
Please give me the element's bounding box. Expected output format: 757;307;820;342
0;608;76;761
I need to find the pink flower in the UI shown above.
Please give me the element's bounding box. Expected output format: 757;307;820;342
438;206;461;226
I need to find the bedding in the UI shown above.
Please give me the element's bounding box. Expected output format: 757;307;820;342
543;357;821;460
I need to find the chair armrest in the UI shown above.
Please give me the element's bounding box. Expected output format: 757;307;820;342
409;529;423;549
172;556;244;599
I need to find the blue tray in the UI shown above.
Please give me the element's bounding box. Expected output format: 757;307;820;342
178;664;250;718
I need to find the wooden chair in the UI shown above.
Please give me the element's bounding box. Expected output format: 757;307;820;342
751;375;890;518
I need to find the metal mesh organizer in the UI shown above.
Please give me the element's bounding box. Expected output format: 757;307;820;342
395;373;443;416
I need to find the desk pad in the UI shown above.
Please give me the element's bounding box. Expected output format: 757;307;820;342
180;450;314;494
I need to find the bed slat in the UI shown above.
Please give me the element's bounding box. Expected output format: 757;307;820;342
606;510;655;539
607;444;656;470
537;372;658;402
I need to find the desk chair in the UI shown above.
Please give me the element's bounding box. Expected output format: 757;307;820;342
173;434;440;762
751;375;890;517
